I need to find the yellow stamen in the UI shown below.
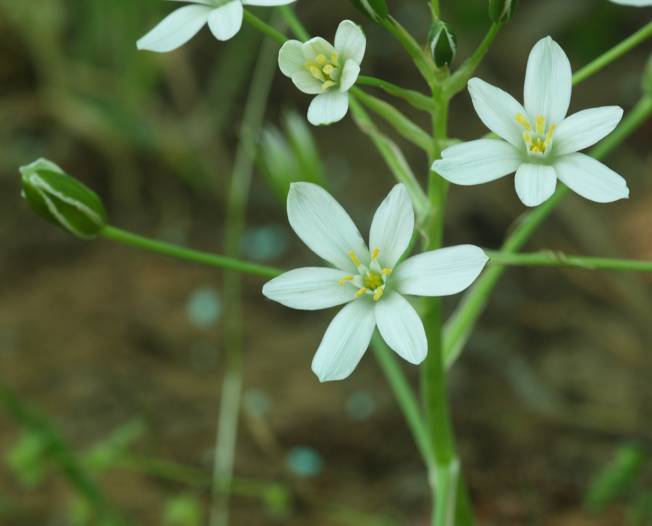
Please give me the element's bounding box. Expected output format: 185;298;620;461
523;131;532;148
382;268;393;276
515;113;531;131
355;287;368;298
535;115;546;135
338;275;354;286
373;286;385;302
309;65;325;81
348;250;362;267
321;80;336;91
331;52;339;65
371;247;380;261
544;123;557;148
323;64;335;76
315;54;328;65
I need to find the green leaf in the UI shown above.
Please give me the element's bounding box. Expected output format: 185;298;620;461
350;0;389;22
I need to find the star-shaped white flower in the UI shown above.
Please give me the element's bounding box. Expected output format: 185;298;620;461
137;0;296;53
609;0;652;5
433;36;630;207
278;20;366;126
262;182;488;382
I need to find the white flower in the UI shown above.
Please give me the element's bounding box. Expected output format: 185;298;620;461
137;0;296;53
432;36;629;207
609;0;652;5
278;20;366;126
262;182;488;382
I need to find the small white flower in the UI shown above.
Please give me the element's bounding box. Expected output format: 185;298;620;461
262;182;488;382
137;0;296;53
433;36;629;207
609;0;652;5
278;20;366;126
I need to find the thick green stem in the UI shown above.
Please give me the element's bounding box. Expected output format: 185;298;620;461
100;226;282;278
243;10;286;44
444;95;652;368
357;75;437;112
487;250;652;272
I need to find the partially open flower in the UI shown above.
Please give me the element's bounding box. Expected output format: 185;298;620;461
137;0;297;53
433;36;629;207
278;20;366;126
262;183;488;382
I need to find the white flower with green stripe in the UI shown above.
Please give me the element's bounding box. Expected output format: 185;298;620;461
137;0;296;53
433;36;629;207
278;20;366;126
262;183;488;382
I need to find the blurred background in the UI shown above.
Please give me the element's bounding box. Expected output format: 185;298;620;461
1;0;652;524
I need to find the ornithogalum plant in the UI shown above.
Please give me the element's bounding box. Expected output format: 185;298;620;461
18;1;652;525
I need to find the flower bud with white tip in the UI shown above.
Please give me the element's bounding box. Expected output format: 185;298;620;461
428;20;457;68
20;158;107;239
488;0;519;23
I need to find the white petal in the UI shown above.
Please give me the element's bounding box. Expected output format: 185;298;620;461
523;36;572;125
468;78;528;147
369;184;414;268
375;292;427;365
278;40;306;77
307;91;350;126
207;1;243;41
554;153;629;203
334;20;366;64
262;267;356;311
433;139;522;185
514;163;558;207
291;70;323;95
396;245;488;297
287;182;368;273
137;6;210;53
243;0;296;5
609;0;652;6
339;59;360;92
302;37;336;61
554;106;623;156
311;300;376;382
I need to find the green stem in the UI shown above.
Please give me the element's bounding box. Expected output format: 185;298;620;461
243;10;286;44
278;5;310;41
487;250;652;272
430;0;440;20
444;23;502;98
100;226;282;278
210;21;282;526
357;75;437;112
443;94;652;368
572;21;652;85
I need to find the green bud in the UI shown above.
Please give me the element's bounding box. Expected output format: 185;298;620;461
428;21;457;68
488;0;519;23
350;0;388;22
643;54;652;96
19;158;107;239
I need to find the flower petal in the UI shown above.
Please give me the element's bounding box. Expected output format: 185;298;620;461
554;106;623;156
514;163;558;207
396;245;488;297
287;182;368;273
311;300;376;382
554;153;629;203
468;78;528;147
523;36;572;125
262;267;357;311
207;1;243;41
433;139;522;185
334;20;366;64
290;70;323;94
278;40;306;77
243;0;296;5
307;91;350;126
375;292;427;365
339;59;360;92
608;0;652;6
302;37;336;62
369;184;414;268
137;5;210;53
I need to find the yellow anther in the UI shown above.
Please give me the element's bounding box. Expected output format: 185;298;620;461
309;65;325;81
544;124;557;147
323;64;335;76
535;115;546;135
331;52;339;65
371;247;380;261
338;275;354;286
363;272;383;290
382;268;393;276
373;286;385;302
355;287;368;298
523;131;532;147
321;80;336;91
315;54;328;65
348;250;362;267
515;113;531;131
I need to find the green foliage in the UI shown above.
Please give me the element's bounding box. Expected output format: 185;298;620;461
83;420;146;473
350;0;389;23
6;430;53;488
488;0;519;23
163;495;203;526
428;20;457;68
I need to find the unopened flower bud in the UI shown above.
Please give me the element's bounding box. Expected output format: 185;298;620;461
19;158;107;239
350;0;388;22
488;0;519;23
428;21;457;69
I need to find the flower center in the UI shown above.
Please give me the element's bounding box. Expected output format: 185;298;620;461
305;52;341;91
515;113;557;157
338;248;393;302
